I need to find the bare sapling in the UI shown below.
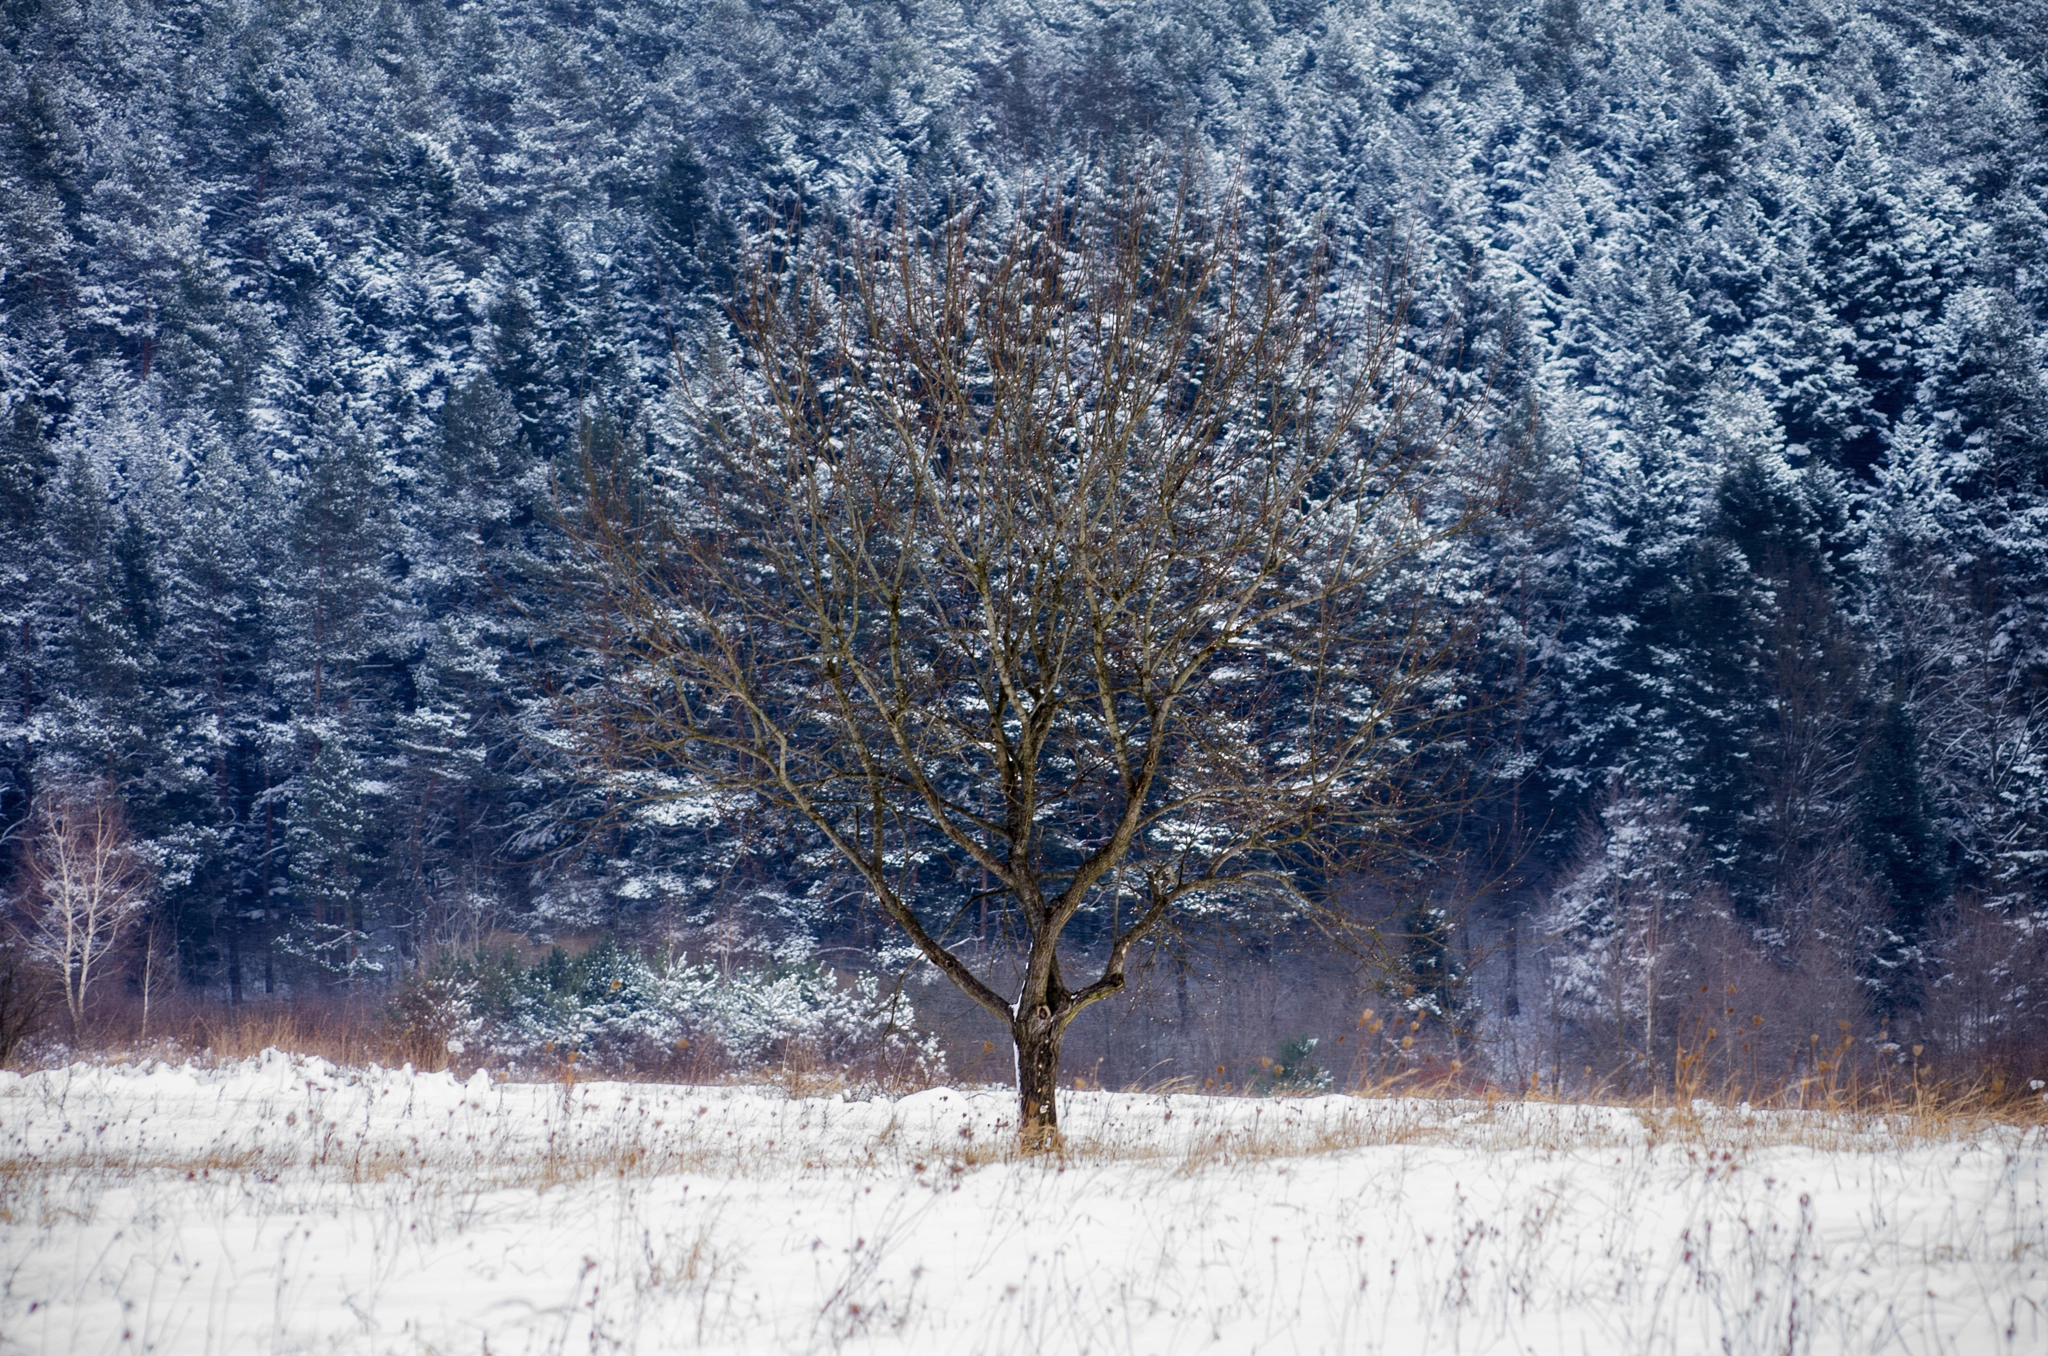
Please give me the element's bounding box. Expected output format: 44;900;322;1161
15;780;155;1034
562;161;1512;1145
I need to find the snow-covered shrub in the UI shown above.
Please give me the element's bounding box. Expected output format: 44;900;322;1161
1255;1035;1333;1094
1537;785;1897;1095
1542;789;1729;1087
394;937;943;1078
1382;901;1475;1043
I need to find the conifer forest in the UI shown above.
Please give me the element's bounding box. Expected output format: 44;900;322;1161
5;0;2048;1093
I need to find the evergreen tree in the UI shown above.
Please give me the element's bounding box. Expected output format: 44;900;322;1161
1856;699;1947;1011
1808;141;1963;478
284;735;379;983
282;421;390;725
156;437;281;1001
1388;900;1475;1050
0;400;56;828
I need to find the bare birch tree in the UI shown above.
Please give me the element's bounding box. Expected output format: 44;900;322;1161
16;780;154;1032
564;168;1510;1142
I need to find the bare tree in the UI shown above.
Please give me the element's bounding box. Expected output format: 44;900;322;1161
0;941;53;1065
564;167;1509;1141
14;780;154;1033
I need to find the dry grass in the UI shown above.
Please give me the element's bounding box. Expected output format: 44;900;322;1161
7;992;943;1099
10;994;440;1073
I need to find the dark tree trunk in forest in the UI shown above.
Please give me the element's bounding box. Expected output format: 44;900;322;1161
1504;916;1520;1018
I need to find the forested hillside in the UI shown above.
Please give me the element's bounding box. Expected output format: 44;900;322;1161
5;0;2046;1083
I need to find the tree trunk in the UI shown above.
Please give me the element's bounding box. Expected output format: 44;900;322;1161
1013;1005;1065;1149
1504;915;1520;1018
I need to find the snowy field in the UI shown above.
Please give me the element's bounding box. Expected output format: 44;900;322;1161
1;1054;2041;1355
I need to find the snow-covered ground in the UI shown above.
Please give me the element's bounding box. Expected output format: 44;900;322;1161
1;1054;2041;1355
